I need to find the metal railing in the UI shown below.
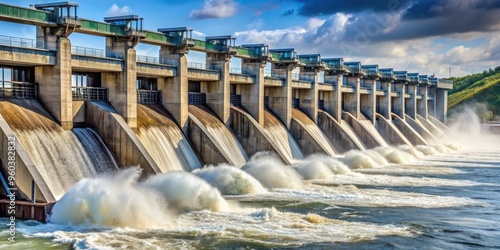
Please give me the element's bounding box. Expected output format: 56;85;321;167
136;55;175;65
291;73;300;81
187;62;219;71
188;92;206;105
72;86;108;101
230;94;241;106
264;69;285;79
137;90;161;104
71;46;123;59
0;35;45;49
0;82;37;99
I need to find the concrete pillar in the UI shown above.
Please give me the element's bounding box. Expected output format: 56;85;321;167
35;37;73;129
159;47;189;131
405;84;417;120
379;81;392;119
104;38;137;128
323;74;342;121
392;82;405;118
435;88;448;122
360;78;376;124
268;65;293;128
428;87;436;118
417;85;429;119
299;69;319;122
241;60;265;126
205;53;231;125
344;76;360;119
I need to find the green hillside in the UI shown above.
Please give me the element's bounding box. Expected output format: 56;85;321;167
448;66;500;117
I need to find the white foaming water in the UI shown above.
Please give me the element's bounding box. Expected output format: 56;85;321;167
245;183;486;209
49;168;171;228
293;154;351;180
398;145;425;158
415;145;439;155
312;171;483;187
141;171;229;212
374;146;415;164
192;164;267;195
11;207;413;249
242;152;303;189
340;149;388;169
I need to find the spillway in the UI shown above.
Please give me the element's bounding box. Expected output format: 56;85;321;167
317;110;365;152
0;100;119;200
343;111;388;148
416;114;449;141
263;109;304;163
188;105;247;167
291;108;337;156
137;104;202;172
391;113;428;146
405;115;438;143
375;114;412;147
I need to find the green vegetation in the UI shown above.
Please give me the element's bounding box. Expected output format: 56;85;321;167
448;66;500;119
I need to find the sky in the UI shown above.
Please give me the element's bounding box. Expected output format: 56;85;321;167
1;0;499;77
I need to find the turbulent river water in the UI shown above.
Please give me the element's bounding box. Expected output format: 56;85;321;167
1;115;499;249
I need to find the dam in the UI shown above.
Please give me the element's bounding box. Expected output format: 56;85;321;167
0;2;454;221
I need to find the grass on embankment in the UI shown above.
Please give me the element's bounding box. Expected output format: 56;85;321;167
448;67;500;114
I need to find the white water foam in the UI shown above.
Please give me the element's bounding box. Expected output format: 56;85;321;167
192;164;267;195
49;168;171;228
141;171;229;212
293;154;351;180
242;152;303;189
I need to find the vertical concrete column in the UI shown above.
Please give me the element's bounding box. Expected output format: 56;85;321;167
406;84;417;119
323;74;342;121
392;83;405;118
206;53;231;125
299;69;319;122
35;37;73;129
435;89;448;122
361;78;377;124
379;81;392;120
418;85;429;119
241;60;265;126
104;38;137;128
344;76;360;119
428;87;436;118
268;65;293;128
159;47;189;131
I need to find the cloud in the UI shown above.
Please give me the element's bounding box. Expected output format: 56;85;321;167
105;4;132;17
291;0;412;16
189;0;238;20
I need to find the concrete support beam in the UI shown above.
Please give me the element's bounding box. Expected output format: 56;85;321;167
435;88;448;122
417;85;429;119
405;84;417;120
299;69;319;122
105;38;137;128
360;78;376;124
344;76;360;119
241;60;266;126
323;74;342;121
35;37;73;129
428;87;436;117
205;53;231;125
392;83;405;118
379;81;392;119
159;47;189;132
267;65;293;128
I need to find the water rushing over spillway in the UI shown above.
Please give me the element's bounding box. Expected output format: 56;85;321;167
263;109;304;162
189;105;248;167
137;104;202;172
0;100;119;199
292;108;337;156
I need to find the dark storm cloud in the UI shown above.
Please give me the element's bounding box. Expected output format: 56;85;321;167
289;0;500;41
290;0;412;16
282;9;295;16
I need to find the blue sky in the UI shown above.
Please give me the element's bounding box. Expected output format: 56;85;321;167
1;0;499;77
